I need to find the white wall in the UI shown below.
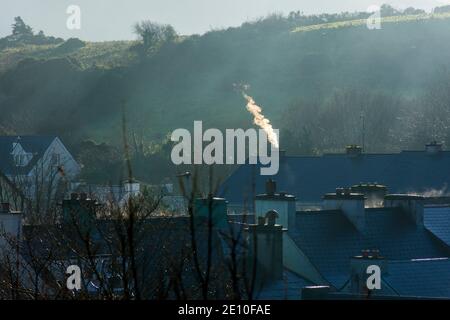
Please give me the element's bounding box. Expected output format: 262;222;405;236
255;199;296;229
38;137;81;179
323;198;365;231
283;233;328;285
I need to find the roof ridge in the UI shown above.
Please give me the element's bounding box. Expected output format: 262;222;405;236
296;209;341;215
389;257;450;264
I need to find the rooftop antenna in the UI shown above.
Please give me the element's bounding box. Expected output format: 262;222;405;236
176;171;192;198
360;105;365;152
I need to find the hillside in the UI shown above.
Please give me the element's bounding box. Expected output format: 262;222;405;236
0;40;136;72
2;7;450;157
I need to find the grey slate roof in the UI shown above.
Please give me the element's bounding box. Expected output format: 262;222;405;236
288;208;450;289
424;206;450;247
0;135;56;175
219;151;450;204
384;258;450;298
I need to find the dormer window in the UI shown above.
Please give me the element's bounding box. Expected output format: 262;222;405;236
14;154;27;167
11;142;32;167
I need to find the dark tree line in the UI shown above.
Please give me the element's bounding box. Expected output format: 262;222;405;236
0;17;63;50
281;71;450;155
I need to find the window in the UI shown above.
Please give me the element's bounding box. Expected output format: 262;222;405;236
14;154;26;167
51;153;61;166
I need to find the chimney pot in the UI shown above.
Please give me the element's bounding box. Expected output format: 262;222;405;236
362;249;370;258
426;141;443;154
266;179;276;196
346;145;363;156
372;249;380;258
265;210;279;226
257;216;266;225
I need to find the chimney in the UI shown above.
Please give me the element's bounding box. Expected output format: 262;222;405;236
279;149;287;161
79;192;88;201
1;202;10;213
255;179;296;230
350;249;387;296
346;145;363;157
247;210;283;282
323;188;366;231
62;194;99;225
194;196;228;229
425;141;443;155
302;286;331;300
177;171;192;197
351;183;387;208
384;194;424;226
0;204;22;247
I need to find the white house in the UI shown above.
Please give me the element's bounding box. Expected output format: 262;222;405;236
0;136;81;200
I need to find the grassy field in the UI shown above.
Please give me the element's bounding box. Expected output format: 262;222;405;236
292;12;450;33
0;40;137;72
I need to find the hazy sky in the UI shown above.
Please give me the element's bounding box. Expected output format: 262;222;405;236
1;0;450;41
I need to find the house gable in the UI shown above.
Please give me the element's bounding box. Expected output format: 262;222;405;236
0;136;80;180
30;137;81;179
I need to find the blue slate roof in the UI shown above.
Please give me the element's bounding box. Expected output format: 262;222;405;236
384;258;450;298
289;210;365;288
219;151;450;204
0;136;56;175
255;269;313;300
288;208;450;289
424;206;450;247
21;216;228;299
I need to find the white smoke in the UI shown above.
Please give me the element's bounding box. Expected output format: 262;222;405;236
406;184;450;197
242;93;279;149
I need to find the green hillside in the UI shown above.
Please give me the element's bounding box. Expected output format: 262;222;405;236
292;11;450;32
0;40;136;72
2;6;450;182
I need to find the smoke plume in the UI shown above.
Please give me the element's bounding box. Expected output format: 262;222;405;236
408;185;450;197
243;93;279;149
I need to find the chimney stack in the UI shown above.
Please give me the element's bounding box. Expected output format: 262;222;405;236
0;203;22;248
255;179;296;230
302;286;331;300
247;210;283;282
384;194;425;226
1;203;10;213
346;145;363;157
350;249;387;296
351;183;387;208
425;141;443;155
323;188;366;231
194;197;228;230
62;193;99;225
79;192;88;201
